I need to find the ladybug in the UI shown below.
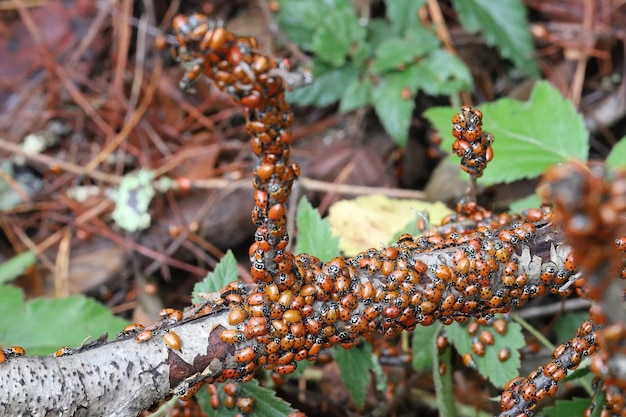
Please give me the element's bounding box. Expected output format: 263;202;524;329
283;309;301;323
228;306;248;326
119;323;145;338
163;331;182;351
436;333;449;354
208;384;221;409
135;330;154;343
467;321;479;336
178;381;204;401
498;347;511;362
500;390;515;411
493;318;508;335
423;287;442;303
521;383;535;401
578;320;594;337
236;397;256;414
462;352;477;369
479;286;493;300
53;346;71;357
275;362;297;375
471;338;485;356
479;330;495;345
235;346;257;363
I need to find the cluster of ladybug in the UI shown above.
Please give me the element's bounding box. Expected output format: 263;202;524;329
168;11;626;417
499;319;600;416
451;105;495;177
540;161;626;300
172;12;309;293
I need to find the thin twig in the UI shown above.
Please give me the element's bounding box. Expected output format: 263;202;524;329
570;0;594;107
425;0;472;106
85;60;162;172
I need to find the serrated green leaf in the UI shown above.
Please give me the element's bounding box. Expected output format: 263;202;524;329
369;26;439;74
0;290;129;355
447;315;525;387
192;250;238;303
333;343;373;408
0;251;36;284
340;77;372;113
367;18;395;50
286;64;359;107
412;322;442;370
372;71;416;147
295;197;340;262
607;136;626;170
240;379;295;417
450;0;539;76
544;397;591;417
312;6;365;66
424;81;589;185
413;50;473;95
112;169;156;232
385;0;425;35
554;312;590;345
198;380;295;417
274;0;327;48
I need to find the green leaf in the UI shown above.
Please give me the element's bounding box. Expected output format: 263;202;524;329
447;315;525;388
450;0;539;76
367;19;396;50
370;349;388;392
239;379;295;417
554;312;590;345
509;193;542;213
412;322;442;370
413;50;473;95
544;397;591;417
274;0;327;48
112;169;156;232
385;0;425;35
433;341;457;417
295;197;340;262
424;81;589;185
0;251;36;284
369;25;439;74
286;64;360;107
312;5;365;66
339;77;372;113
607;136;626;170
0;288;129;355
198;380;295;417
333;343;373;408
192;250;238;303
0;285;25;336
372;70;416;147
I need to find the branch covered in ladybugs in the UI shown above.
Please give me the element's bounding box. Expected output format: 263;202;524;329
0;217;574;416
3;11;624;417
498;319;600;417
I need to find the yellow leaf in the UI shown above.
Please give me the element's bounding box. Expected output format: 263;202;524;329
328;194;453;256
